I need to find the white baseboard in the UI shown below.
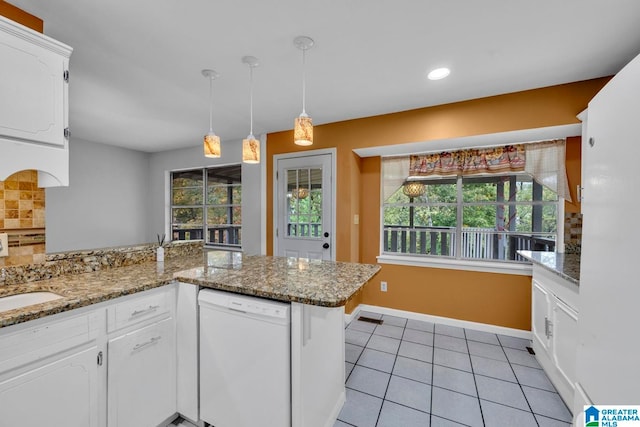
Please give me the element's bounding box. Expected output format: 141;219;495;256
344;305;362;326
347;304;532;339
324;390;346;427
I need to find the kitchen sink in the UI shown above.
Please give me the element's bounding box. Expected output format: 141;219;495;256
0;292;64;312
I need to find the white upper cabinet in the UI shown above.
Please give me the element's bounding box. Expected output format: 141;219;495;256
0;15;72;186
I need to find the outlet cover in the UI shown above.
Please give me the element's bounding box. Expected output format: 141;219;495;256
380;281;387;292
0;233;8;257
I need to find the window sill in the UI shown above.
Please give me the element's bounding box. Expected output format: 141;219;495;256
377;254;533;276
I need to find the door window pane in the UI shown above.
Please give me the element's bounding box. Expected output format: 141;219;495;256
287;168;322;238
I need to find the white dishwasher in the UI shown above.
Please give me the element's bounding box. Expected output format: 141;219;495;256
198;289;291;427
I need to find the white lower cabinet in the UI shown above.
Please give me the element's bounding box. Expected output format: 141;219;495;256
107;317;176;427
0;284;178;427
0;345;100;427
531;265;579;408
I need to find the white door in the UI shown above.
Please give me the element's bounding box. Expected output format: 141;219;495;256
0;346;100;427
275;152;334;260
531;280;551;354
107;318;176;427
551;298;578;394
577;52;640;406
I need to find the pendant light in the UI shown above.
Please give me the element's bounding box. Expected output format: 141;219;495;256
402;181;426;198
293;36;314;146
202;69;221;158
242;56;260;164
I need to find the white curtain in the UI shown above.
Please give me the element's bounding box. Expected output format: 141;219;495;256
525;139;572;202
382;156;409;202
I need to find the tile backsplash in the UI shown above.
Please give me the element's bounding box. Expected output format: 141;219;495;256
564;212;582;254
0;170;46;266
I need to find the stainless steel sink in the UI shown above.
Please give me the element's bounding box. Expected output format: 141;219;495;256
0;292;64;312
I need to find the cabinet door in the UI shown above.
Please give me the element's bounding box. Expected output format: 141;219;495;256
108;317;176;427
0;346;100;427
0;25;68;146
531;280;551;353
552;298;578;394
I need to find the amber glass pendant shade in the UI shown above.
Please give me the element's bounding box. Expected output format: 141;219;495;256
204;132;221;158
294;115;313;146
242;135;260;164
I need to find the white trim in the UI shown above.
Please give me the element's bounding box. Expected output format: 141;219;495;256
273;148;337;261
353;124;581;158
260;134;268;255
344;305;362;326
377;254;533;276
556;197;565;253
349;304;532;339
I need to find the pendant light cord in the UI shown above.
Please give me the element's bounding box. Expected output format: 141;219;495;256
208;76;213;133
249;65;254;135
301;47;307;115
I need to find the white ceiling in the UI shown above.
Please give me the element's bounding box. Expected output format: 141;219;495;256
10;0;640;153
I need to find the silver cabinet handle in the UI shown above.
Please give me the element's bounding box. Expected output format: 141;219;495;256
130;304;160;317
132;335;161;352
544;317;553;338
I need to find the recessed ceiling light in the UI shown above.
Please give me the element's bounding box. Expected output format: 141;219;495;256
427;67;450;80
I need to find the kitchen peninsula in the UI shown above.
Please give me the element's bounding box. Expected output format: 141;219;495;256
0;243;380;427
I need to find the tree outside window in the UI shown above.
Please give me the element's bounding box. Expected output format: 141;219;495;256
171;165;241;248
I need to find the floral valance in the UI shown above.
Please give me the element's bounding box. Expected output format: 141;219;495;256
408;144;526;177
382;139;571;202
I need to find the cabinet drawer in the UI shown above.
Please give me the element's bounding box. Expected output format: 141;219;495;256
0;310;100;374
107;287;173;333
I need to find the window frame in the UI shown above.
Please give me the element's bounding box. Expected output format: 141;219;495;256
170;165;242;250
379;172;563;275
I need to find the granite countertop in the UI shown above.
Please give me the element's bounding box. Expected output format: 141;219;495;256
177;252;381;308
0;251;380;328
517;250;580;285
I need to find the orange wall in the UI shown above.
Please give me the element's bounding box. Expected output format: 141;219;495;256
268;79;609;330
0;1;43;32
565;136;582;213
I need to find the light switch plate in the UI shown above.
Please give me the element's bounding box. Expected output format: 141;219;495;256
0;233;8;257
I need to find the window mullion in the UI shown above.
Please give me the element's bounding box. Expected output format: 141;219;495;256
203;169;208;244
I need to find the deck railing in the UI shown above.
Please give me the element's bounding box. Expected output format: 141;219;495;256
172;225;241;247
383;226;555;261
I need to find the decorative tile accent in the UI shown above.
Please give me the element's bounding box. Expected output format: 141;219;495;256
0;170;46;267
564;212;582;253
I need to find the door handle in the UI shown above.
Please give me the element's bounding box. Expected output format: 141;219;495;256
322;243;330;249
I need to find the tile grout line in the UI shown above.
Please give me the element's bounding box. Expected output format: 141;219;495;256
500;336;541;427
428;323;436;427
464;328;486;427
374;317;405;427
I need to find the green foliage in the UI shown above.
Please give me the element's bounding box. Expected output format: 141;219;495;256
288;190;322;236
384;174;558;233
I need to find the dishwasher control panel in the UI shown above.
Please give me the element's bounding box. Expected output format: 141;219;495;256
198;289;289;319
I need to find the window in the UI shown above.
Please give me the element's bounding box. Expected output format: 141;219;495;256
171;165;241;248
383;173;557;263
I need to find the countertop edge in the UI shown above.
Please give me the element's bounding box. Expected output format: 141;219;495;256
1;255;381;329
517;250;580;285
